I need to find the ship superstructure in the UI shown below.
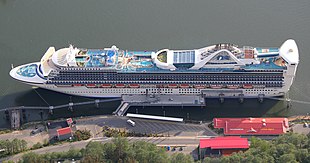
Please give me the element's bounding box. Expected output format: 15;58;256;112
10;40;299;99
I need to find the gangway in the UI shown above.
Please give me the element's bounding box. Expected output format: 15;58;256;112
112;94;205;116
113;102;130;116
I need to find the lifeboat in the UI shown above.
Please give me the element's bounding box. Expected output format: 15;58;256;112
163;84;169;88
227;85;239;89
115;84;126;88
194;85;205;89
86;84;96;88
156;84;163;88
180;84;190;88
101;84;112;88
129;84;140;88
243;84;253;89
210;84;223;89
73;84;83;87
56;84;72;87
168;84;178;88
253;85;266;88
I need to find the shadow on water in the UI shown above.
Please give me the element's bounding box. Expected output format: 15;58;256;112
0;88;120;129
127;98;287;121
0;0;6;5
18;88;120;119
0;87;289;128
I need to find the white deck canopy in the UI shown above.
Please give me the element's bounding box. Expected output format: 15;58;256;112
279;39;299;65
40;47;55;76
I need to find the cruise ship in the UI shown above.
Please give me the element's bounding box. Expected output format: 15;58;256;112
10;39;299;99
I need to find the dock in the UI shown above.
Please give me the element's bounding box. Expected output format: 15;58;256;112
10;109;21;129
113;94;205;116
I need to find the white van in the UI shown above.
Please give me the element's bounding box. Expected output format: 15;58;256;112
127;119;136;127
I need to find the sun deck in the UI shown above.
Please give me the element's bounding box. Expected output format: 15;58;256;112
74;49;155;70
48;42;288;75
71;47;285;73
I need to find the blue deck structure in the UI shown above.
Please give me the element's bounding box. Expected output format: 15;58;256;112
256;48;279;53
17;64;37;77
77;47;285;73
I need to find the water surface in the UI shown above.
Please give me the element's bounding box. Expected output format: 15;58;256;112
1;0;310;128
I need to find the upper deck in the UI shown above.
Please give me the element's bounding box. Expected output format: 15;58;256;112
39;40;299;76
67;46;285;72
75;48;155;70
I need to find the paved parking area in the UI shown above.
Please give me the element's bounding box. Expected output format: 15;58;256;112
128;118;215;136
292;124;310;135
77;116;217;137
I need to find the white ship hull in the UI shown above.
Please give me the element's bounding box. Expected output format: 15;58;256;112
32;83;286;98
9;39;299;100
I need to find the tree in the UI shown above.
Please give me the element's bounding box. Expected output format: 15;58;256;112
274;133;307;149
3;161;15;163
5;140;13;155
31;142;43;150
0;140;8;157
20;140;27;152
132;141;168;163
111;137;132;162
66;147;82;159
170;153;194;163
148;150;168;163
250;136;272;152
273;143;296;159
103;141;116;161
203;157;221;163
278;153;297;163
132;141;152;163
19;152;48;163
74;129;91;141
81;141;106;163
0;139;28;157
295;149;310;163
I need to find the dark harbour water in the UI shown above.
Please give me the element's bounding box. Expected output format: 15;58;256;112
0;0;310;128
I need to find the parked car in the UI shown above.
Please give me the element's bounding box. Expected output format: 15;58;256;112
31;127;44;135
172;147;176;151
303;123;308;128
127;119;136;127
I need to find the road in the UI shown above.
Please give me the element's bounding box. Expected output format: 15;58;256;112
2;136;204;162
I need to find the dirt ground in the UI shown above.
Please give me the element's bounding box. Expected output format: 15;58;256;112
0;124;49;147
